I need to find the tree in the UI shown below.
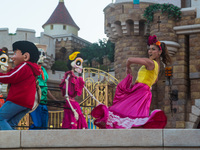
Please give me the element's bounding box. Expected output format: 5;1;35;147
51;60;68;71
80;39;115;67
106;40;115;62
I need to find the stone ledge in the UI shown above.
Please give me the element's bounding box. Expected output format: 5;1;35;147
0;28;9;31
174;24;200;34
21;129;162;148
16;28;36;33
164;129;200;147
0;130;20;148
0;129;200;149
160;41;180;56
181;7;197;13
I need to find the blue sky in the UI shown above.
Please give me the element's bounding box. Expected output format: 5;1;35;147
0;0;112;43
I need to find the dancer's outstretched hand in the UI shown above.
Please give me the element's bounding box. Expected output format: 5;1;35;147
126;58;132;75
126;66;132;75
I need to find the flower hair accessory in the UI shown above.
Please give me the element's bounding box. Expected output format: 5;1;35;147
148;35;162;50
0;49;6;53
69;51;80;61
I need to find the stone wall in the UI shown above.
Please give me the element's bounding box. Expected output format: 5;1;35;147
191;0;200;18
190;33;200;102
0;28;90;69
114;36;147;80
55;34;91;61
0;28;55;58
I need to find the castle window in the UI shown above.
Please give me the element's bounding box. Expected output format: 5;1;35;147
63;25;66;30
122;5;124;13
50;25;54;30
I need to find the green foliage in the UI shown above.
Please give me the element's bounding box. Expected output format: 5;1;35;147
51;60;69;71
51;39;115;72
143;3;181;23
9;33;16;35
93;64;110;71
80;39;115;67
106;40;115;62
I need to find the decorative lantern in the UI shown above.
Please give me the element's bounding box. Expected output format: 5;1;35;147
165;66;172;77
165;66;178;114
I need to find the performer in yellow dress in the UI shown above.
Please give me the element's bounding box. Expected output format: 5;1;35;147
91;35;171;129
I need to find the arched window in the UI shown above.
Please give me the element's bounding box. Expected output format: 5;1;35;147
60;47;67;54
126;20;134;35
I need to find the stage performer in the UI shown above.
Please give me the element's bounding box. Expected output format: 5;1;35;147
59;51;88;129
0;49;9;108
29;46;57;130
0;41;40;130
91;35;171;129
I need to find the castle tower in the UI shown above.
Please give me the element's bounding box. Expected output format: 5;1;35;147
105;0;181;80
42;0;79;36
104;2;151;80
42;0;90;62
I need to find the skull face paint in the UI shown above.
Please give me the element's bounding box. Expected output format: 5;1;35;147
71;57;83;73
0;54;8;71
37;48;46;64
34;44;47;64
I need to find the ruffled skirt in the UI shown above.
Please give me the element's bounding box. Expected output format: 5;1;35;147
62;99;88;129
91;74;167;129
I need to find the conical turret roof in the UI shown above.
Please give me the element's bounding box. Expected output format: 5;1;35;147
42;1;79;30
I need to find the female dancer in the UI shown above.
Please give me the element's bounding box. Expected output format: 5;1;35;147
91;35;171;129
60;52;88;129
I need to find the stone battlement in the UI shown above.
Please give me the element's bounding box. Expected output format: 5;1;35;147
0;129;199;149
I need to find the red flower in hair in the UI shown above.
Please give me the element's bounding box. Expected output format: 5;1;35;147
148;35;158;45
0;49;6;53
148;35;162;50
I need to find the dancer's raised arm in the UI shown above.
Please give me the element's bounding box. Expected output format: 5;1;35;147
126;57;154;75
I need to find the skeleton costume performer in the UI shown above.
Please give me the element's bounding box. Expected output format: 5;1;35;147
59;52;88;129
91;36;167;129
0;50;9;108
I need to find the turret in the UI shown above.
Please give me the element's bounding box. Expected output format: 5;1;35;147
42;0;79;36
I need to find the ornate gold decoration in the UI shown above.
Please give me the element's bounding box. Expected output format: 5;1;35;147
80;67;119;129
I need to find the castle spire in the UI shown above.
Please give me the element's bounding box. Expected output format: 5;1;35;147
43;0;79;29
42;0;79;36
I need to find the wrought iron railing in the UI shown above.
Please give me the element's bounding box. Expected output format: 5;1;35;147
48;110;64;129
80;67;118;129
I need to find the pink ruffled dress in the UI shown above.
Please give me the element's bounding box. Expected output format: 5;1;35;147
60;71;88;129
91;61;167;129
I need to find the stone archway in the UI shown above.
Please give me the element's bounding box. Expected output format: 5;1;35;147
186;99;200;128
